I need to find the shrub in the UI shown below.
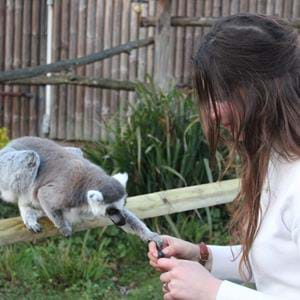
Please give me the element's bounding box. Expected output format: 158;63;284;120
84;80;230;242
85;80;217;195
0;128;9;149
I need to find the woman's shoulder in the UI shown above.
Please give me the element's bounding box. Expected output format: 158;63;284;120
274;155;300;231
270;152;300;180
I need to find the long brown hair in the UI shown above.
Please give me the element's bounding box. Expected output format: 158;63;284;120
192;13;300;279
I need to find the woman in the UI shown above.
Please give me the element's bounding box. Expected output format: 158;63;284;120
148;13;300;300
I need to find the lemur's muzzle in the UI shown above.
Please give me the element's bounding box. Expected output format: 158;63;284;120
106;207;126;226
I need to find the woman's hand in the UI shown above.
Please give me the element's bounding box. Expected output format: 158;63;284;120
159;257;222;300
148;235;199;272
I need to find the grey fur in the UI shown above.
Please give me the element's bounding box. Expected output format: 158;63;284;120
0;137;163;249
0;146;40;195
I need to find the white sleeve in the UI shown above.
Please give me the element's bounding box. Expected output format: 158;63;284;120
217;280;282;300
209;245;253;283
281;181;300;250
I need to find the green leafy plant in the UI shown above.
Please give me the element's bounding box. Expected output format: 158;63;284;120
85;80;214;195
0;128;9;149
84;79;230;242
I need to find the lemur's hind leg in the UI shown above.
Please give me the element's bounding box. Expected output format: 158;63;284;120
119;208;163;251
18;199;44;233
0;146;40;195
37;185;72;237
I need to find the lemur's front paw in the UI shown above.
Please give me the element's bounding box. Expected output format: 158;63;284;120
59;223;72;237
148;233;165;258
24;220;42;233
148;233;163;248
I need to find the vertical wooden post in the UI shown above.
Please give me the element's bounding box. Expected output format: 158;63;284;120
119;0;130;125
30;0;40;137
138;3;148;82
240;0;249;13
0;1;5;127
128;3;139;115
283;0;292;18
257;0;267;14
266;0;274;15
111;0;122;123
231;0;240;14
249;0;257;13
38;0;47;137
169;1;177;79
154;0;172;91
222;0;231;15
92;0;105;141
194;0;205;56
58;0;70;140
183;0;195;85
12;0;22;139
276;0;282;15
50;0;61;139
67;0;78;140
175;1;185;84
101;0;113;140
21;0;31;137
75;0;87;140
84;0;95;140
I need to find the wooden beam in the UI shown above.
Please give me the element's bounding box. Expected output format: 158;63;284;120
141;16;300;28
0;179;239;246
3;74;137;91
154;0;172;90
0;38;154;82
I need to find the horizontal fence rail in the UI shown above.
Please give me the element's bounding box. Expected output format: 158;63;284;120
141;16;300;27
0;179;239;246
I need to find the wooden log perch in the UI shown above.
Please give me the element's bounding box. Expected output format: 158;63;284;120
0;179;239;246
141;16;300;28
4;74;138;91
0;38;154;82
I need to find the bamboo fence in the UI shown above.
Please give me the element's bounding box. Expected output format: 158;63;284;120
0;0;299;141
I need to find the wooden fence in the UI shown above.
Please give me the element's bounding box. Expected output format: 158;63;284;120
0;0;299;141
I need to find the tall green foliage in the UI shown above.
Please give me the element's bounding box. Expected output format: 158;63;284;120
85;81;217;196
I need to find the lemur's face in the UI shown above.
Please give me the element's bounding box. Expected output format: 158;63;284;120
86;173;128;226
87;190;127;225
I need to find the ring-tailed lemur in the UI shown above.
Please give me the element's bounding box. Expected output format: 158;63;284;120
0;136;163;251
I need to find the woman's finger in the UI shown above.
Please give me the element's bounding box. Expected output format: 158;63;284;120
150;260;159;268
160;271;172;283
157;257;177;271
149;260;163;272
163;292;174;300
160;245;175;257
147;251;158;262
148;241;158;257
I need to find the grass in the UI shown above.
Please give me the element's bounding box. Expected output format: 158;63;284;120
0;202;229;299
0;224;161;299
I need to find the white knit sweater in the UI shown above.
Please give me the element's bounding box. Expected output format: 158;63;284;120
211;154;300;300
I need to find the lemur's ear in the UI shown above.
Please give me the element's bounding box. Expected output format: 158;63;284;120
87;190;103;202
112;172;128;188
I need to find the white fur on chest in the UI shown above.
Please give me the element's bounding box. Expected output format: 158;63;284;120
63;205;96;224
0;186;39;208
